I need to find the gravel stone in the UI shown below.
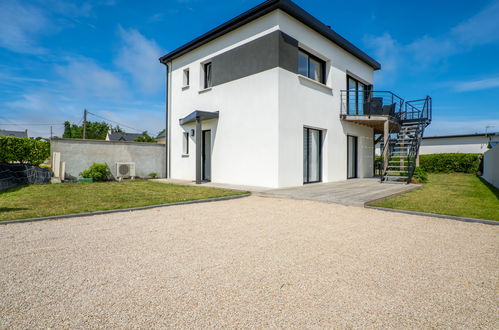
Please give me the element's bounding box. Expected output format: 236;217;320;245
0;196;497;328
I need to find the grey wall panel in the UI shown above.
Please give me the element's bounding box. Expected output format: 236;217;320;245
211;30;298;87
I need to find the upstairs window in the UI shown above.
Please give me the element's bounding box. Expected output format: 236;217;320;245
183;68;190;87
203;62;212;89
298;49;325;84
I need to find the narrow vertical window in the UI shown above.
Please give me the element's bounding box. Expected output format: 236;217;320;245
182;132;189;155
204;62;212;89
183;68;190;87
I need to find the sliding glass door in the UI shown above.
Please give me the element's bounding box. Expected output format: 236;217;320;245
303;128;322;184
347;77;368;115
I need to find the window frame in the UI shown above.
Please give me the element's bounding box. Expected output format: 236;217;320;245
182;131;189;155
183;68;190;88
298;49;326;84
203;62;212;89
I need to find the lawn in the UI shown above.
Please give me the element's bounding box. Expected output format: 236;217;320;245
0;181;248;221
369;173;499;221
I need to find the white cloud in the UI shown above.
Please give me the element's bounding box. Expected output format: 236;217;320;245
454;76;499;92
55;58;126;100
452;0;499;46
115;27;163;94
363;33;400;85
0;0;51;54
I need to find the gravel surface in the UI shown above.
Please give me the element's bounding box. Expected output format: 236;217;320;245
1;195;497;328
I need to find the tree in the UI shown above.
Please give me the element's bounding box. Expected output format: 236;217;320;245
156;129;166;138
135;131;157;142
111;125;124;133
62;120;109;140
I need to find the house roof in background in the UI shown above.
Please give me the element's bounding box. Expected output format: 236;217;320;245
423;132;499;140
159;0;381;70
0;129;28;138
107;132;143;141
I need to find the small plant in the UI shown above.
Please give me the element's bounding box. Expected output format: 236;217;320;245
80;163;111;182
149;172;157;179
412;167;428;183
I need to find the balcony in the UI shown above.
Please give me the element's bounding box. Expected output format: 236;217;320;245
340;90;430;134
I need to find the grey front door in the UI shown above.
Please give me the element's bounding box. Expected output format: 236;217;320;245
347;135;358;179
202;130;211;181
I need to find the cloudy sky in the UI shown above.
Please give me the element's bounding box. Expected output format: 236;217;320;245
1;0;498;137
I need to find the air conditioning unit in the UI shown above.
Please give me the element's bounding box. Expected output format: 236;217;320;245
116;162;135;179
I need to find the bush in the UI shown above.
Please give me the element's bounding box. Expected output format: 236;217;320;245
419;153;481;173
0;137;50;166
80;163;111;182
148;172;157;179
412;167;428;183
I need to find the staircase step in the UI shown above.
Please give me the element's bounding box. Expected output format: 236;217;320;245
384;175;408;179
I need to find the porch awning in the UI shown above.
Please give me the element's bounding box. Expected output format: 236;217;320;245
179;110;219;125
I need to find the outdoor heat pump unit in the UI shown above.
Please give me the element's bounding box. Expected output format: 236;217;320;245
116;162;136;179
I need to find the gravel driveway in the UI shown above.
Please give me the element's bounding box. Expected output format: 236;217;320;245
1;196;497;328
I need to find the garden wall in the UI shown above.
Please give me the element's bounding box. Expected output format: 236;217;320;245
483;145;499;188
50;138;166;179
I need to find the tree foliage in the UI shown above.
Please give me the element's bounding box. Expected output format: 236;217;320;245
63;121;110;140
134;131;157;142
0;137;50;166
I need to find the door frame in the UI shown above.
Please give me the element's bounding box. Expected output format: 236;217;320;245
303;127;323;184
347;135;358;179
202;129;211;181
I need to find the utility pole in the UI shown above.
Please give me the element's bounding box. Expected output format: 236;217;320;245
83;109;87;139
50;126;53;140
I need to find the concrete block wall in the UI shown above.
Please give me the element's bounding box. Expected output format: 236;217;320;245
50;138;166;179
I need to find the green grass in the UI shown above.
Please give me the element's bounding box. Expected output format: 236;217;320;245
369;173;499;221
0;181;248;221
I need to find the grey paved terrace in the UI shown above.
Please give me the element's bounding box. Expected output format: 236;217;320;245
260;178;420;206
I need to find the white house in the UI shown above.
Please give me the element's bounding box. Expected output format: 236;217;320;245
159;0;431;188
419;132;499;155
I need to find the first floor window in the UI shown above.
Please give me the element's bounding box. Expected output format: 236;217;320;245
183;68;190;87
182;132;189;154
298;49;325;83
203;62;212;89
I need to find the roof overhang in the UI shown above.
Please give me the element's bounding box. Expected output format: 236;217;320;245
179;111;219;125
159;0;380;70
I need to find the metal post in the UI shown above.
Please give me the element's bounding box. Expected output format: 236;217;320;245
383;120;389;175
195;116;202;184
82;109;87;139
50;126;53;140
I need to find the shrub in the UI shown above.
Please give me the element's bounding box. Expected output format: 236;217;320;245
412;167;428;183
80;163;111;182
0;137;50;166
148;172;157;179
419;153;481;173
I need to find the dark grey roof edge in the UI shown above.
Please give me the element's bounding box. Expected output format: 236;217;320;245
179;110;219;125
422;132;499;140
159;0;381;70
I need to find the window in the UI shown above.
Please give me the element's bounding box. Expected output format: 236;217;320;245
182;132;189;155
347;76;369;115
298;50;325;83
183;68;190;87
203;62;212;89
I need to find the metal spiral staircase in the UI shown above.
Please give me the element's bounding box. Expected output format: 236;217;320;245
380;97;432;183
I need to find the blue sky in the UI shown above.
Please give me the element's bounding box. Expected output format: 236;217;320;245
1;0;498;137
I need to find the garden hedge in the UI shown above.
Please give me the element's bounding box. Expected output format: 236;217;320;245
419;153;481;173
0;137;50;166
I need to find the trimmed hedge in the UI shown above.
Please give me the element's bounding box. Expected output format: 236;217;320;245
419;153;481;173
0;137;50;166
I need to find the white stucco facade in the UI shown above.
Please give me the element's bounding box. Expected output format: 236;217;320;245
419;134;499;155
165;9;375;188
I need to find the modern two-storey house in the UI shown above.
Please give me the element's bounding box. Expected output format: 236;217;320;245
159;0;431;188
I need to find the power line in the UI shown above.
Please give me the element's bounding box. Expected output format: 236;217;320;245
0;123;64;126
86;111;144;133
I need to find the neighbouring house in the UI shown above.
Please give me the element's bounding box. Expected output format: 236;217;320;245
419;132;499;154
0;129;28;138
156;132;166;144
159;0;432;188
106;132;143;142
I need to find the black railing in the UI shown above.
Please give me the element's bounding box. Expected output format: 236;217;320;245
340;90;404;118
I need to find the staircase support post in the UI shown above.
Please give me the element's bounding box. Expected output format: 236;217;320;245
383;120;389;175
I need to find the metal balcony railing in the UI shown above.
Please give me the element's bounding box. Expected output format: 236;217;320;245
340;90;405;119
